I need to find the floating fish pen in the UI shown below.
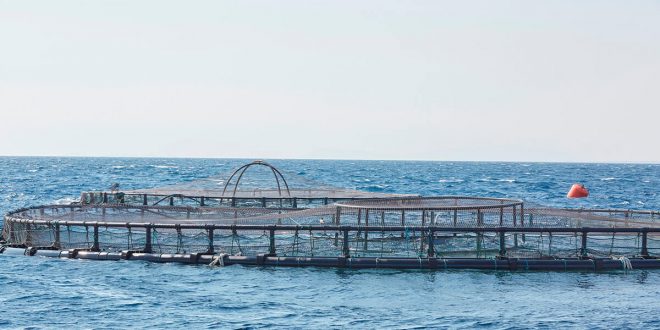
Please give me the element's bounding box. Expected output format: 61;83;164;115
2;161;659;271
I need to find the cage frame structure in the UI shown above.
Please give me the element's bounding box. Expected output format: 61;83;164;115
3;201;659;271
2;161;660;271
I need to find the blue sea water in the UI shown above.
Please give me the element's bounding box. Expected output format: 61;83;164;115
1;157;659;329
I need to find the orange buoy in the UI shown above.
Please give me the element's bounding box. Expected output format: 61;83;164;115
567;183;589;198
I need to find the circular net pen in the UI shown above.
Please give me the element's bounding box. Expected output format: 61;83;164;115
2;198;659;271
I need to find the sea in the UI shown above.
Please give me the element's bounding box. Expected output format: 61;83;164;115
1;157;658;329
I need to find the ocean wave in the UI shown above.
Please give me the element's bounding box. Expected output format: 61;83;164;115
151;165;179;169
438;179;464;183
52;197;78;205
498;179;517;183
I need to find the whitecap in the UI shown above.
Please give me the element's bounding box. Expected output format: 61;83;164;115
438;179;464;183
152;165;178;169
53;197;78;205
600;177;616;181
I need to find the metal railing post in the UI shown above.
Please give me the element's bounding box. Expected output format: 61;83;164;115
92;224;100;251
269;228;276;256
364;210;369;251
580;230;588;258
427;229;435;257
499;229;506;257
342;229;350;258
207;227;214;254
144;225;152;253
54;223;61;249
641;229;649;257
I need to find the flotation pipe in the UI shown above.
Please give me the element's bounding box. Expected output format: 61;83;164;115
567;183;589;198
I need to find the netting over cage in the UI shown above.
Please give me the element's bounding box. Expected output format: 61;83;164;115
124;160;413;199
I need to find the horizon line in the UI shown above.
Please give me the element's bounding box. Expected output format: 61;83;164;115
0;154;658;165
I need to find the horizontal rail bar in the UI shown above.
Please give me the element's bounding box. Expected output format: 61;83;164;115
5;218;660;233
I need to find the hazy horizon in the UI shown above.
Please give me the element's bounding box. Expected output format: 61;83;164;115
1;154;658;165
1;1;659;163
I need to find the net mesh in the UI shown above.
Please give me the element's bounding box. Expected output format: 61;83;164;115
4;204;658;259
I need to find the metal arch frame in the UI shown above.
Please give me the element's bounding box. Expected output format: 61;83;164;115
221;160;291;197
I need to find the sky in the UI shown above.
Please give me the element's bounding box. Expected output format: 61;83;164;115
0;1;659;162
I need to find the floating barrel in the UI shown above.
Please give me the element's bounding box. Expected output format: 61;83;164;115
567;183;589;198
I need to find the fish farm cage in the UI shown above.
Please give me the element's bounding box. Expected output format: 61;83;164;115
2;160;659;271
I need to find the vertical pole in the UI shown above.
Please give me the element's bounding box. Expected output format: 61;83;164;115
427;229;435;257
580;230;588;258
431;211;435;225
231;197;236;207
92;224;100;252
269;228;276;256
324;197;328;205
453;210;458;227
144;225;152;253
477;210;483;256
380;211;385;226
293;197;297;209
143;194;148;206
499;207;504;226
364;209;369;251
207;228;214;254
401;210;405;238
54;223;61;249
357;209;362;236
513;205;517;226
103;193;108;203
513;206;518;247
520;204;526;243
641;229;649;257
499;230;506;257
334;207;341;246
342;229;350;258
200;196;205;207
422;210;426;226
169;197;174;206
261;197;266;208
